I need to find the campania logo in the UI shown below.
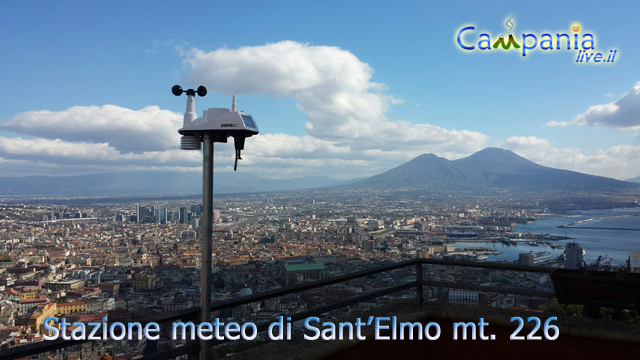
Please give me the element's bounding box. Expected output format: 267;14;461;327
455;16;618;63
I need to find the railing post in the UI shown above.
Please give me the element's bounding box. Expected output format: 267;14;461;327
416;261;424;306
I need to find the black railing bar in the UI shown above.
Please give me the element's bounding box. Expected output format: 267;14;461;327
138;258;551;323
125;259;553;325
208;259;418;312
2;259;556;358
206;258;553;314
139;278;556;360
138;282;418;359
422;280;555;298
0;262;416;359
1;262;416;359
289;281;416;323
419;258;555;273
206;282;417;347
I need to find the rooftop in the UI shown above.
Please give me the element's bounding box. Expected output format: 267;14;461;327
285;263;326;272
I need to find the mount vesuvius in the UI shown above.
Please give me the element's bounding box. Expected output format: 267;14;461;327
351;148;638;192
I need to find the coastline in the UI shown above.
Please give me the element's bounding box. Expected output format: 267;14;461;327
514;207;640;264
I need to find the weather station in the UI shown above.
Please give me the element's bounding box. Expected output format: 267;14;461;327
172;85;259;360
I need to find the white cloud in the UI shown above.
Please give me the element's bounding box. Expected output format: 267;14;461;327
0;136;201;167
543;82;640;130
245;133;350;159
572;82;640;130
1;105;183;152
542;120;571;127
0;41;490;179
182;41;487;153
500;136;640;180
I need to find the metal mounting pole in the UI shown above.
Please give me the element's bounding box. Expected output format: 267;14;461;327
200;134;214;360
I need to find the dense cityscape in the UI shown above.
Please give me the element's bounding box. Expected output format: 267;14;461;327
1;188;638;358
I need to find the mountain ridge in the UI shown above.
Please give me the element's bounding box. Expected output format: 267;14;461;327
349;148;637;192
0;148;636;196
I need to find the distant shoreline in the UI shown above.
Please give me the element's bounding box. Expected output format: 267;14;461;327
558;214;639;231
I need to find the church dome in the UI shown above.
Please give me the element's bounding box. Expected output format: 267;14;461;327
239;287;253;297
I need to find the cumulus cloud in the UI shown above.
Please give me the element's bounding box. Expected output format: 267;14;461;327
500;136;640;180
543;82;640;129
545;82;640;129
1;105;183;152
1;41;490;179
181;41;487;153
0;136;200;166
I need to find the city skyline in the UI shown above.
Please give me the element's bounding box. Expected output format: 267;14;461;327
1;1;639;182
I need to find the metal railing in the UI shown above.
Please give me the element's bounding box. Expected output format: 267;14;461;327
1;258;556;359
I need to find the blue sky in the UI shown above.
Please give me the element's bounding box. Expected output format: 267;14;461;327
0;1;638;180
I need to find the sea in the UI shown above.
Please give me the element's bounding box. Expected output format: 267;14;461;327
453;207;640;265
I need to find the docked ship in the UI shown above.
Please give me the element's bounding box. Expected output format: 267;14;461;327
448;232;478;238
532;251;552;264
476;254;488;262
521;251;552;265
